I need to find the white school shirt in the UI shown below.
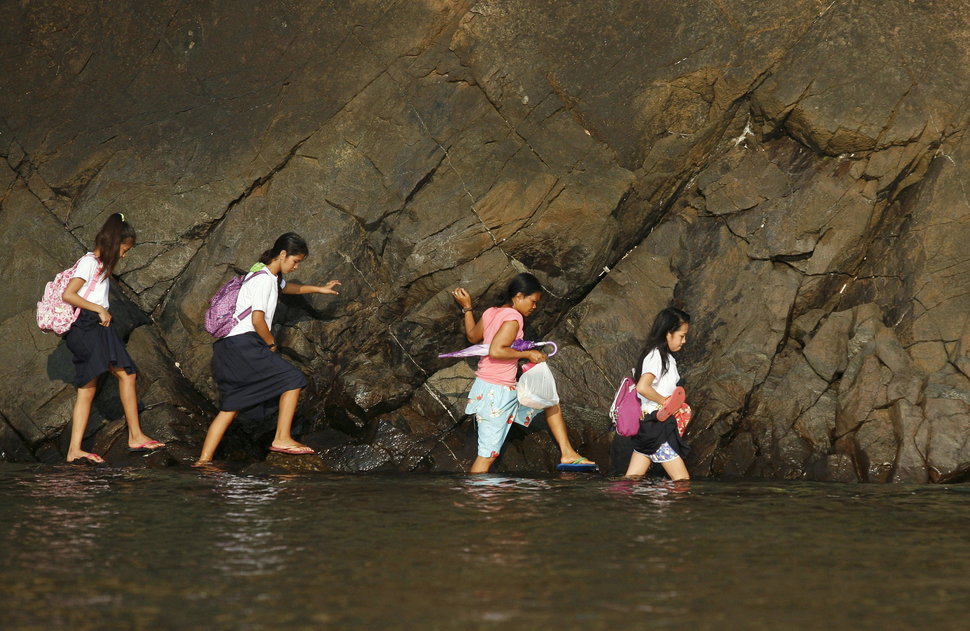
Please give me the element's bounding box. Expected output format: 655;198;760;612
226;269;287;337
637;348;679;414
70;253;109;308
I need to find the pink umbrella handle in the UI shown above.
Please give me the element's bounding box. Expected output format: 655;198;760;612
541;341;558;357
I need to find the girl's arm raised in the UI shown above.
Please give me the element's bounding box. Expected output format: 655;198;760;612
451;288;483;343
281;280;341;295
636;373;668;406
62;277;111;325
489;320;545;363
251;311;276;350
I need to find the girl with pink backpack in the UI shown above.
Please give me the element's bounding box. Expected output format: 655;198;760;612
195;233;340;465
624;307;692;480
451;273;594;473
60;213;164;464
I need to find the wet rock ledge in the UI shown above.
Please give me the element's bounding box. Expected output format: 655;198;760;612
1;1;968;482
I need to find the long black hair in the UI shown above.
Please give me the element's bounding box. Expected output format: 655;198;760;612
93;212;136;278
636;307;691;379
260;232;309;266
494;272;543;307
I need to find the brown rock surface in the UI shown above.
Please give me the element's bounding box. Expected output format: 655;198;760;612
1;0;967;481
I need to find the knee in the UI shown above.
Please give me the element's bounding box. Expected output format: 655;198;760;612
116;370;137;384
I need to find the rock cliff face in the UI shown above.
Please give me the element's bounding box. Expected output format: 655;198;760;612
2;0;968;482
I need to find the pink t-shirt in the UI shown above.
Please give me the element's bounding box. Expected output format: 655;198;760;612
475;307;524;386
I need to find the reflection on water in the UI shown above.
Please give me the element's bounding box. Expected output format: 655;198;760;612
210;475;289;578
17;473;117;572
0;466;967;631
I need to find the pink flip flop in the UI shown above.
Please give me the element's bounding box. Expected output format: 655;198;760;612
129;440;166;453
656;386;686;422
269;445;316;455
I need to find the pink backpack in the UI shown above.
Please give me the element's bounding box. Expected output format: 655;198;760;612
609;376;643;436
36;254;102;335
204;270;266;338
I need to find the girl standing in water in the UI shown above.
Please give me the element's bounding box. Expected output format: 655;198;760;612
195;233;340;465
61;213;164;463
451;273;594;474
625;307;691;481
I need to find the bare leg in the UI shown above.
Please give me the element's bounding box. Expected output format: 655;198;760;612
110;366;163;448
660;457;689;481
624;451;652;477
543;404;594;464
270;388;311;450
470;455;498;474
67;379;102;463
196;410;239;464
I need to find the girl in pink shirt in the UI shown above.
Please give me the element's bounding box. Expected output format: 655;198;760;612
452;273;594;474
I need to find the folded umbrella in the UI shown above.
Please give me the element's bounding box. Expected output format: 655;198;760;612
438;339;558;358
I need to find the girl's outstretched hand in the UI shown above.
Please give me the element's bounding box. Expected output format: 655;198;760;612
451;288;472;309
320;280;341;295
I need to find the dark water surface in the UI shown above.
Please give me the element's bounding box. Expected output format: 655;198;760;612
1;465;967;631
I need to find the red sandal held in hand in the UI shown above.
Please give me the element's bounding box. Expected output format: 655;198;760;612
656;386;686;422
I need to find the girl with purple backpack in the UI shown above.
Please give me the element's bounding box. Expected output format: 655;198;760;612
195;233;340;465
625;307;691;480
451;273;594;474
61;213;164;463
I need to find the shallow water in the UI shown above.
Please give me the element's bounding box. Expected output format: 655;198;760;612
0;466;967;631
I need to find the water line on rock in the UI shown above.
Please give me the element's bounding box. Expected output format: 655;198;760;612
388;328;466;471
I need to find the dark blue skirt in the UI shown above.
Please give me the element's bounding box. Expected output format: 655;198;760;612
64;310;138;387
212;332;307;415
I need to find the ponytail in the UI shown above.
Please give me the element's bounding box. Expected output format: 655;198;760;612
259;232;309;265
93;212;136;278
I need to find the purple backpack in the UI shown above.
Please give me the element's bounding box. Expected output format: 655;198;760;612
609;376;643;436
204;270;266;338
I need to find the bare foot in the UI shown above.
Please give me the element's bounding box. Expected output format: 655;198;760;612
67;451;104;464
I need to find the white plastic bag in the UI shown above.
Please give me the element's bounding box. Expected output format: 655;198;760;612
516;362;560;409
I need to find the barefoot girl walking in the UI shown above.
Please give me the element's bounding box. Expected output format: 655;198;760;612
61;213;164;463
451;273;594;474
625;307;691;481
195;233;340;465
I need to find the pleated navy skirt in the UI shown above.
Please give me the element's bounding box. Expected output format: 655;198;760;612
64;310;139;387
212;332;307;415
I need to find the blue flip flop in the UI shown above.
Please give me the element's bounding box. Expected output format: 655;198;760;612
556;458;598;472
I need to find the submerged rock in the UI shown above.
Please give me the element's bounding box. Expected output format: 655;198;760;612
1;0;968;482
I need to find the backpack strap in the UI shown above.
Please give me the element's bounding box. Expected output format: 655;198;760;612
234;269;268;321
71;253;103;304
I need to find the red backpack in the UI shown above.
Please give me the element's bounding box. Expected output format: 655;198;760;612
609;376;643;436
